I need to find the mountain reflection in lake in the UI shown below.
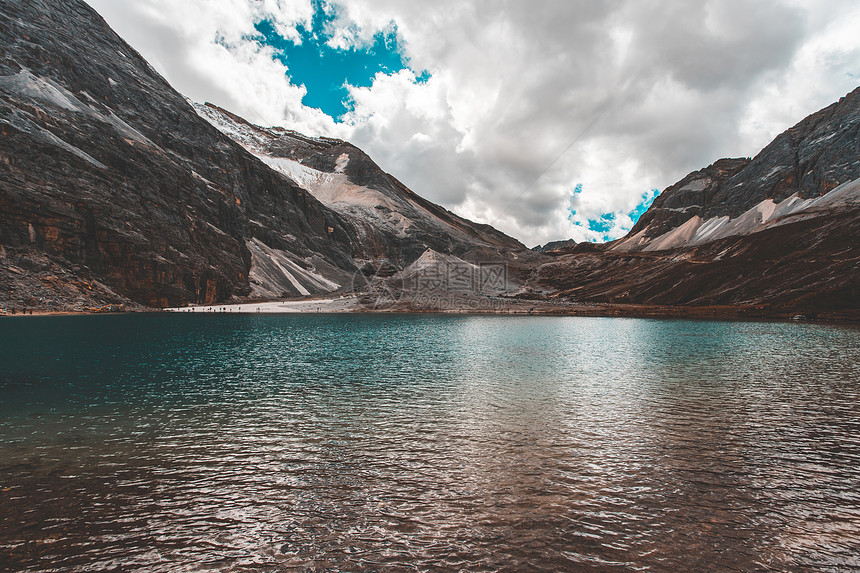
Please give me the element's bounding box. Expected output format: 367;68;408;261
1;314;859;571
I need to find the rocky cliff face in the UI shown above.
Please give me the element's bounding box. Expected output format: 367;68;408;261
0;0;366;309
0;0;526;311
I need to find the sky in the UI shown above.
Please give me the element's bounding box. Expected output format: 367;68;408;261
84;0;860;247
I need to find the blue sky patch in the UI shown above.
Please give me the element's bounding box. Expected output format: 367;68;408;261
628;189;659;224
587;212;617;235
254;0;429;120
569;186;660;242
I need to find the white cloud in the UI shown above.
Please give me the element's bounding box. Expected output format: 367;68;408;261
85;0;860;247
85;0;341;135
739;4;860;152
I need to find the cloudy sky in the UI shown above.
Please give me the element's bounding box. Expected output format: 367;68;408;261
85;0;860;246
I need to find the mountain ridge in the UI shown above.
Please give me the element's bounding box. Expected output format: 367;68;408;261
0;0;857;319
193;101;524;261
520;86;860;318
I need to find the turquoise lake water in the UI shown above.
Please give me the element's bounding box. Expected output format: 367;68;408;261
1;314;859;571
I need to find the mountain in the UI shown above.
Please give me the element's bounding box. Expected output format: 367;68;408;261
532;239;578;253
524;87;860;319
613;88;860;252
0;0;525;311
1;0;857;318
193;103;522;261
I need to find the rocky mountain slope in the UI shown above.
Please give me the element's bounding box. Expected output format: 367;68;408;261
613;88;860;252
0;0;526;311
194;103;522;260
530;208;859;317
524;87;860;319
532;239;578;253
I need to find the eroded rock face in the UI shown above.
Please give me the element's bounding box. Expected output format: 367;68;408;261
623;158;751;245
527;207;860;317
522;87;860;317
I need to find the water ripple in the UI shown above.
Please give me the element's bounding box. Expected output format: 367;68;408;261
1;315;859;571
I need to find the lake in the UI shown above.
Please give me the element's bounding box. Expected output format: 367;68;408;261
1;314;859;571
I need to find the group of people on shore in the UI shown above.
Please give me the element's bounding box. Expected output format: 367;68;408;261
0;308;34;315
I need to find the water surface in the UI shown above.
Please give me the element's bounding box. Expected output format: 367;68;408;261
1;314;859;571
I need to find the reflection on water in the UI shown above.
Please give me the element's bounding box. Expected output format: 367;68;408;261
1;315;859;571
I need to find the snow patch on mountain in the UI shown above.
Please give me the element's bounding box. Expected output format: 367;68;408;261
255;155;414;237
335;153;349;173
193;102;413;237
192;101;331;155
0;69;156;148
677;178;708;193
193;102;267;153
1;111;108;169
255;155;333;190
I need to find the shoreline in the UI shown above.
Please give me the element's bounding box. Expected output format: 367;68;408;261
3;296;858;324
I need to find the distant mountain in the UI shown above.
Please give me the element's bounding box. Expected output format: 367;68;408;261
532;239;577;253
613;88;860;252
525;87;860;319
0;0;524;311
